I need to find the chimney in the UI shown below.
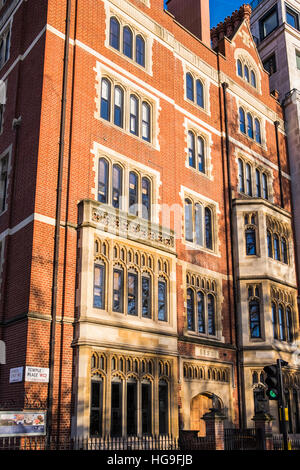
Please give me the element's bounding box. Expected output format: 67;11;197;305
167;0;211;47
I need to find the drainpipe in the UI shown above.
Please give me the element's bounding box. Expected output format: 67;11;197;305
47;0;72;440
221;81;246;429
274;121;284;209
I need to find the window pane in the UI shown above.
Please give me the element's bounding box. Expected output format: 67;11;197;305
142;102;150;142
255;119;261;144
267;231;273;258
263;54;277;75
90;380;103;436
101;79;111;121
247;113;253;139
112;164;122;209
114;86;124;128
141;382;151;434
237;59;243;77
244;65;249;82
113;269;123;313
98;158;109;203
274;234;280;260
196;80;204;108
142;276;151;318
186;73;194;101
197;291;205;333
238;159;245;192
187;288;195;331
129;172;138;215
207;294;215;335
249;300;261;338
261;9;278;38
136;35;145;67
198;137;205;172
251;71;256;87
110;17;120;50
272;303;278;339
239;108;246;133
123;26;133;58
246;163;252;196
111;382;122;436
127;381;137;435
286;8;298;29
188;131;195;168
159;381;168;435
128;272;138;316
286;307;293;343
185;199;193;242
130;95;139;136
246;229;256;255
281;238;288;264
142;177;151;220
195;203;203;246
94;264;105;309
262;173;268;199
205;207;213;250
278;306;285;340
256;169;261;197
158;279;167;321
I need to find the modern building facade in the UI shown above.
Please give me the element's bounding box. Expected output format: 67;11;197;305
0;0;299;440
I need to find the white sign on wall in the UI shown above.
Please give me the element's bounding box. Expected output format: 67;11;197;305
25;366;49;383
9;367;23;383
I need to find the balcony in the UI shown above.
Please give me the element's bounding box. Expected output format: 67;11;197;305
78;199;176;254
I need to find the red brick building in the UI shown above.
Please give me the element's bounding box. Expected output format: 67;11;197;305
0;0;299;440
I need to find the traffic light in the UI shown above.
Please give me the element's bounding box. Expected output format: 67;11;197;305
263;364;279;400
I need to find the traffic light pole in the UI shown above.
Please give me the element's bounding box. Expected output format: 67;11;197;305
277;359;288;451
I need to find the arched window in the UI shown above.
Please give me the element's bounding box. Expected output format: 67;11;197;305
246;163;252;196
110;17;120;50
187;288;195;331
90;377;103;436
239;108;246;134
142;273;151;318
198;136;205;173
237;59;243;77
100;78;111;121
113;267;124;313
98;158;109;203
238;158;245;192
195;203;203;246
281;237;288;264
251;70;256;88
127;378;137;435
128;271;138;316
159;380;169;434
130;95;139;136
249;299;261;338
255;119;261;144
142;177;151;220
244;65;249;82
272;302;278;339
114;86;124;128
278;305;286;340
123;26;133;59
267;231;273;258
136;35;145;67
94;263;105;309
158;278;167;322
186;73;194;101
129;171;138;216
247;113;254;139
197;291;205;333
185;199;193;242
256;169;261;197
142;102;151;142
207;294;216;336
188;131;195;168
112;164;122;209
286;307;293;342
196;80;204;108
246;228;256;255
205;207;213;250
262;173;268;199
273;234;280;260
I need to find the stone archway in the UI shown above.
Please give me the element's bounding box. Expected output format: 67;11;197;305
190;393;222;436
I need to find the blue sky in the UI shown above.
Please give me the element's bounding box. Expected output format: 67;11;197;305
164;0;246;28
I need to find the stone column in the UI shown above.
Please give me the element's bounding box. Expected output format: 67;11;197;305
252;412;274;450
202;408;226;450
